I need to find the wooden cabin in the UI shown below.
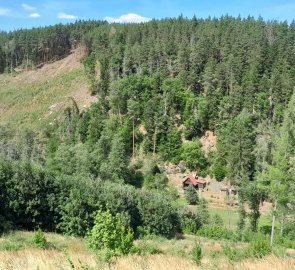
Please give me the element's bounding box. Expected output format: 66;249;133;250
183;174;207;190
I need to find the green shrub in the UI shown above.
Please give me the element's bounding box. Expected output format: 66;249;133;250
0;242;23;251
137;192;180;238
259;225;273;235
283;221;295;241
197;201;210;225
179;209;202;234
144;173;168;190
87;207;134;256
191;241;202;264
185;184;199;205
247;237;271;258
197;225;230;240
275;236;295;249
180;141;207;171
212;214;224;226
33;229;48;249
135;241;163;255
222;245;246;261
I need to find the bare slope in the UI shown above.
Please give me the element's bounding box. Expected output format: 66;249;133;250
0;50;96;128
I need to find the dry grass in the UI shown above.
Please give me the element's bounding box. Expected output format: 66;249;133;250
1;232;294;270
0;248;97;270
109;254;199;270
223;256;295;270
0;231;98;270
109;255;295;270
1;251;294;270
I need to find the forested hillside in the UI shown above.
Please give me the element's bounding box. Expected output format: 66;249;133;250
0;20;104;72
0;16;294;266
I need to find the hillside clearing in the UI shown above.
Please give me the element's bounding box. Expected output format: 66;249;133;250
0;50;96;128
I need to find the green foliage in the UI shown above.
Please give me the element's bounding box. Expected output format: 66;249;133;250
247;237;271;258
185;184;199;205
212;159;227;181
197;225;231;240
0;241;23;251
158;127;182;163
137;192;180;238
180;141;207;171
0;216;12;235
1;17;295;254
223;245;240;261
240;184;262;232
87;207;134;256
197;201;210;225
191;241;202;264
33;229;48;249
143;173;168;190
220;110;255;185
211;214;224;226
179;208;202;234
237;204;247;231
57;182;96;237
134;241;163;255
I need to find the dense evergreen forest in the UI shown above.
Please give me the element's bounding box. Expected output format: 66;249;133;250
0;17;294;254
0;20;105;72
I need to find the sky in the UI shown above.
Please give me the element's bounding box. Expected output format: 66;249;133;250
0;0;295;31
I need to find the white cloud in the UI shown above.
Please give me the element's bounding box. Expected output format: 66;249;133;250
29;12;40;18
0;8;10;16
21;4;36;11
104;13;151;24
57;12;77;20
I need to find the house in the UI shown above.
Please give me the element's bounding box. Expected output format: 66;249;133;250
183;174;207;190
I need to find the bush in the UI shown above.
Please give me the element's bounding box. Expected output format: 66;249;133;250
197;201;210;225
135;241;163;255
144;173;168;190
283;220;295;241
212;214;224;226
180;141;207;171
191;241;202;264
259;225;273;235
185;184;199;205
137;191;180;238
197;225;231;240
247;237;271;258
88;207;134;256
0;242;23;251
179;209;202;234
33;229;48;249
222;245;246;261
275;236;295;249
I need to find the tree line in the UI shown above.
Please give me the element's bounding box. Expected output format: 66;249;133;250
0;20;105;72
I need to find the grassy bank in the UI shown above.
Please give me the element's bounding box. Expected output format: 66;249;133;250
0;231;294;270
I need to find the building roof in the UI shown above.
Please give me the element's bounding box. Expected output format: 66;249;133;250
183;174;207;186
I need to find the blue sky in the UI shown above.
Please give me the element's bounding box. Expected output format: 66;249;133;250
0;0;295;31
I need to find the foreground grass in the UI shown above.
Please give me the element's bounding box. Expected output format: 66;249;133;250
0;231;294;270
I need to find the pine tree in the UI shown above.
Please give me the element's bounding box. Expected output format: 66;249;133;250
185;184;199;205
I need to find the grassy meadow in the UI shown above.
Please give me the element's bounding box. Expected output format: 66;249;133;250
0;231;294;270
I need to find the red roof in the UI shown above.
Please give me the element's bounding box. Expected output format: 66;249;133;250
183;174;206;186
